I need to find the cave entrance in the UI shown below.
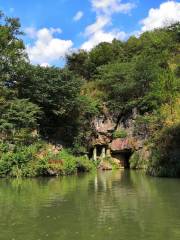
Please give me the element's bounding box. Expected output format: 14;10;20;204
91;145;108;161
96;145;106;157
111;150;132;169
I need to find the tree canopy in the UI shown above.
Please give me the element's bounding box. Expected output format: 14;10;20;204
0;10;179;156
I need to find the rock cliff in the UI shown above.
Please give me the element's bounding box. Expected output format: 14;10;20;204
89;107;148;169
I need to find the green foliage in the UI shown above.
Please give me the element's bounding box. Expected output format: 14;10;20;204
96;62;135;113
0;137;95;177
0;11;179;178
0;98;40;144
71;95;100;154
18;66;82;117
16;64;84;141
133;114;163;138
100;157;120;170
0;99;40;129
58;149;77;175
0;141;43;177
0;12;26;86
129;152;140;169
66;50;91;79
76;156;95;172
77;23;180;117
113;129;127;139
59;149;94;174
66;40;125;80
0;11;40;146
147;124;180;177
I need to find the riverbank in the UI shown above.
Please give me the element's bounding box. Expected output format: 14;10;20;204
0;142;95;178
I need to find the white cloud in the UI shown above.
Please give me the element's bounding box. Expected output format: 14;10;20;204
84;15;111;36
92;0;135;15
25;27;62;39
25;27;38;39
73;11;84;21
81;0;132;50
81;29;126;51
140;1;180;32
26;28;73;65
40;63;50;67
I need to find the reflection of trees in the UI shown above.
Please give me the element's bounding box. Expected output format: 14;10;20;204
93;170;180;240
0;173;96;240
0;171;180;240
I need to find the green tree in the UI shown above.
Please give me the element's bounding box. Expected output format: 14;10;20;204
0;11;27;87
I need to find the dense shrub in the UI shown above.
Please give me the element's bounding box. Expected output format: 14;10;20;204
59;149;94;174
0;144;95;178
129;152;140;169
147;124;180;177
113;129;127;139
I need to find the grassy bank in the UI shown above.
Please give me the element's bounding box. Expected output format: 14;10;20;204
0;142;95;178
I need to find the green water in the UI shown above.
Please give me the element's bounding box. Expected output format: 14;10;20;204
0;170;180;240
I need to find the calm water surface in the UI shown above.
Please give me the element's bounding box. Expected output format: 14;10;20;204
0;170;180;240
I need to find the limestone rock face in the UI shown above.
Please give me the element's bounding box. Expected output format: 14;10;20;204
91;112;115;146
91;133;111;146
90;107;148;165
111;138;131;152
94;116;115;134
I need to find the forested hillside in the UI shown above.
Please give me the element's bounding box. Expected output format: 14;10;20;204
0;11;179;177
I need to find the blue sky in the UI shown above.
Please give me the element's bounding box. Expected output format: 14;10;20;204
1;0;180;66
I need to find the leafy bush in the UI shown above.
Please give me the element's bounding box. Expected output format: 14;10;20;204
113;129;127;139
0;144;95;178
59;149;94;174
147;124;180;177
59;150;77;175
0;141;45;177
76;156;95;172
129;152;140;169
0;152;13;176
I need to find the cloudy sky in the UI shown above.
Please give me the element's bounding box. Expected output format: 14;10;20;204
1;0;180;66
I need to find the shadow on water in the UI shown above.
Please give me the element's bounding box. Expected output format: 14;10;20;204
0;170;180;240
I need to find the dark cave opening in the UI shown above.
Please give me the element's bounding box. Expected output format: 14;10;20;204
96;145;107;157
89;145;108;159
111;150;132;169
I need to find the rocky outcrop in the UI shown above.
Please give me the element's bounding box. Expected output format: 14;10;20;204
111;138;132;152
91;110;115;147
90;107;148;169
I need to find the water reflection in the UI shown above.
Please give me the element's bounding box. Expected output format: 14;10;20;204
0;171;180;240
